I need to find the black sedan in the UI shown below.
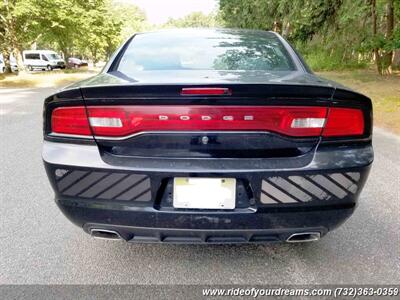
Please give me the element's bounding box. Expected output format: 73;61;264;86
42;29;373;244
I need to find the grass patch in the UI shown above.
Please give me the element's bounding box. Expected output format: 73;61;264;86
0;68;98;88
306;52;367;71
297;44;368;72
317;69;400;134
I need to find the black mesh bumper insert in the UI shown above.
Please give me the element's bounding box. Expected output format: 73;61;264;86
55;169;151;202
260;172;360;204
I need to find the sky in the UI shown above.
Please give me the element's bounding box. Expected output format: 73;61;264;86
128;0;218;24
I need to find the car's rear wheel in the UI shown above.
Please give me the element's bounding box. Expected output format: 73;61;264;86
47;65;52;71
27;65;33;71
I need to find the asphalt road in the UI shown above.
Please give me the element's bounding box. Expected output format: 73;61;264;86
0;87;399;285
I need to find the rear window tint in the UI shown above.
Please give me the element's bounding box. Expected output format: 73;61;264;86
117;30;296;73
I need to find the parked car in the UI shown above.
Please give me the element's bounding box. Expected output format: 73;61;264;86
0;57;4;73
0;54;18;73
23;50;65;71
68;57;88;68
10;56;18;72
42;29;373;244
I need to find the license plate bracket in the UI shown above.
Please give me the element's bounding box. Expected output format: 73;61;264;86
173;178;236;209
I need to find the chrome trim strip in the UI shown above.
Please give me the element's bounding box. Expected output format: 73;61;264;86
93;130;278;141
49;132;94;139
50;130;290;141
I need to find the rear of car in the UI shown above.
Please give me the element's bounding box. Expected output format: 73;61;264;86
0;57;4;73
42;29;373;243
68;57;88;68
0;54;18;73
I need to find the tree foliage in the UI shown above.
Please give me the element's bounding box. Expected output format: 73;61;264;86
1;0;398;74
219;0;400;74
111;1;147;41
0;0;146;71
162;12;221;28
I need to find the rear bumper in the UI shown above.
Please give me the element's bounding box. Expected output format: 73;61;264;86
61;204;353;244
43;141;373;243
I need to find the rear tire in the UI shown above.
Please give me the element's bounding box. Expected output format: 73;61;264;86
27;65;33;71
47;65;52;71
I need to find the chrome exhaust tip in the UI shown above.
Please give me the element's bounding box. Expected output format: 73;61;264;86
90;229;123;241
286;232;321;243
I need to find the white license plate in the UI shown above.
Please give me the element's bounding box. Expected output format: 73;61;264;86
173;178;236;209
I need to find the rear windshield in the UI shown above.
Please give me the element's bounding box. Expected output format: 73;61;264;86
117;30;296;74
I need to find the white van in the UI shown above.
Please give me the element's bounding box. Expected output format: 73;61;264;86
23;50;65;71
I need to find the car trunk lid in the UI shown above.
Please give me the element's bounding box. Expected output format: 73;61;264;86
78;71;335;159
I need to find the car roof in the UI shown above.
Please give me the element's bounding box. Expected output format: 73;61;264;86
134;28;279;39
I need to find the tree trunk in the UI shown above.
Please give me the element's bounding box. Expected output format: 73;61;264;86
1;49;12;73
282;21;291;38
371;0;383;74
59;40;71;69
392;49;400;69
273;20;282;34
3;0;25;73
61;49;70;68
381;0;394;75
91;48;98;67
13;48;24;73
11;47;25;73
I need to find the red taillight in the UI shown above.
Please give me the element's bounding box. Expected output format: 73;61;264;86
50;106;364;138
51;107;91;136
85;106;327;137
181;87;232;96
322;108;364;137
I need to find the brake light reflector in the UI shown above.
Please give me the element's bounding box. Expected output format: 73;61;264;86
83;106;328;137
181;87;232;96
322;108;364;137
51;107;91;136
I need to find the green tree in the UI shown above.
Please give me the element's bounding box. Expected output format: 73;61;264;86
1;0;147;71
26;0;115;61
1;0;93;70
219;0;400;74
77;2;122;65
110;1;147;41
163;12;221;28
0;0;36;72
